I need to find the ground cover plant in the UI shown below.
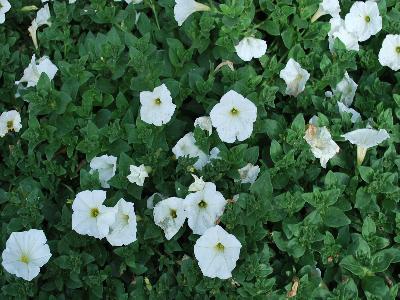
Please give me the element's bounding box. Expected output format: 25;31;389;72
1;0;400;299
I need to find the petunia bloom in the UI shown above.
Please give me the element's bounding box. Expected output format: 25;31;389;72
311;0;341;22
194;116;212;136
279;58;310;97
238;163;260;184
89;155;117;189
378;34;400;71
127;164;149;186
28;4;51;49
333;72;358;107
106;199;137;246
153;197;186;240
172;132;208;170
174;0;210;26
15;55;58;88
0;0;11;24
0;110;22;137
234;37;267;61
337;102;361;123
328;17;359;52
188;174;206;192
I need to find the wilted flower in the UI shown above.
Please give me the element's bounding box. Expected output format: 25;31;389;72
210;90;257;143
127;164;149;186
0;110;22;137
194;225;242;279
174;0;210;26
106;199;137;246
1;229;52;281
188;174;206;192
15;55;58;88
72;190;117;239
238;163;260;184
172;132;208;170
28;4;51;49
153;197;186;240
311;0;340;22
328;17;359;52
185;182;226;235
234;37;267;61
344;1;382;42
140;84;176;126
280;59;310;97
342;128;390;165
89;155;117;188
378;34;400;71
333;72;358;107
0;0;11;24
194;116;212;136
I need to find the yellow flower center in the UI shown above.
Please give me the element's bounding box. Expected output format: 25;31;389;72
215;242;225;251
122;214;129;224
7;121;13;130
198;200;207;208
91;208;100;218
396;46;400;54
20;255;30;264
154;98;162;105
365;16;370;23
230;107;239;115
170;209;177;219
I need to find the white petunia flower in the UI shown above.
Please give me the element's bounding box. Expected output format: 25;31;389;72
28;4;51;49
328;17;359;52
0;0;11;24
333;72;358;107
234;37;268;61
342;128;390;165
344;1;382;42
311;0;341;22
172;132;209;170
337;102;361;123
153;197;186;240
15;55;58;88
89;155;117;189
185;182;226;235
210;90;257;143
174;0;210;26
194;116;212;136
146;193;165;209
1;229;52;281
188;174;206;192
0;110;22;137
238;163;260;184
378;34;400;71
194;225;242;279
304;123;340;168
279;58;310;97
106;199;137;246
140;84;176;126
72;190;117;239
127;164;149;186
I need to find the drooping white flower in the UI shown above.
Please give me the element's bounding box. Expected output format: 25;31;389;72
28;4;51;49
153;197;186;240
0;0;11;24
342;128;390;165
15;55;58;88
333;72;358;107
328;17;359;52
304;124;340;168
279;58;310;97
174;0;210;26
337;102;361;123
238;163;260;184
172;132;208;170
1;229;52;281
0;110;22;137
106;199;137;246
188;174;206;192
127;164;149;186
311;0;341;22
210;90;257;143
89;155;117;189
234;37;268;61
140;84;176;126
185;182;226;235
72;190;117;239
194;225;242;279
378;34;400;71
344;1;382;42
194;116;212;136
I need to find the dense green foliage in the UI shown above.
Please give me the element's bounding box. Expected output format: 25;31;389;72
1;0;400;299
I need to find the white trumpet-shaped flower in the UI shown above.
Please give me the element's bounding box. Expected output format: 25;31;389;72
174;0;210;26
328;17;359;52
89;155;117;189
238;163;260;184
194;116;212;136
279;58;310;97
153;197;186;240
333;72;358;107
127;164;149;186
311;0;340;22
188;174;206;192
15;55;58;88
106;199;137;246
28;4;51;49
0;110;22;137
378;34;400;71
0;0;11;24
172;132;209;170
234;37;268;61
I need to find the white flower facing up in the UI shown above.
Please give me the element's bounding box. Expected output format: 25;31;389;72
311;0;341;22
0;0;11;24
210;90;257;143
127;164;149;186
333;72;358;107
234;37;268;61
1;229;51;281
15;55;58;88
194;116;212;136
378;35;400;71
344;1;382;42
153;197;186;240
188;174;206;192
337;102;361;123
194;225;242;279
106;199;137;246
174;0;210;26
172;132;208;170
0;110;22;137
238;163;260;184
72;190;117;239
28;4;51;49
304;124;340;168
89;155;117;189
185;182;226;235
140;84;176;126
279;58;310;97
328;17;359;52
342;128;390;165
